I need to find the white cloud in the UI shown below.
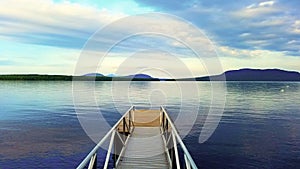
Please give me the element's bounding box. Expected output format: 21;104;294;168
218;46;300;72
246;1;275;9
294;20;300;26
233;1;280;18
245;40;270;47
246;4;256;9
0;0;126;44
252;18;286;27
0;43;80;75
1;0;299;75
259;1;275;7
97;51;208;78
239;33;251;37
219;46;275;59
235;7;279;18
291;20;300;34
79;13;216;59
287;40;297;44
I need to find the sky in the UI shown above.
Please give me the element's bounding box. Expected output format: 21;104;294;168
0;0;299;77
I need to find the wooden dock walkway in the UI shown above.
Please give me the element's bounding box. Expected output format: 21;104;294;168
77;106;198;169
117;127;169;169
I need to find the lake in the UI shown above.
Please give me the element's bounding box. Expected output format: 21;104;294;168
0;81;300;168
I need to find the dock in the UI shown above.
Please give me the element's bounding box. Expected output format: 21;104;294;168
77;106;198;169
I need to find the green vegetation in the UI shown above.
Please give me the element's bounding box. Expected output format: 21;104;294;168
0;75;160;81
0;75;73;81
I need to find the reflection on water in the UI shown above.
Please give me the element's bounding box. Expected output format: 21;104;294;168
0;81;300;168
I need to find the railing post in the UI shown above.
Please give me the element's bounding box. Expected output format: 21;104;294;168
114;137;117;168
172;131;181;169
77;106;134;169
169;133;175;169
170;148;174;168
184;154;191;169
166;118;169;131
123;118;126;141
162;111;165;130
132;107;135;123
103;130;116;169
129;110;131;131
114;130;122;168
161;106;198;169
87;153;97;169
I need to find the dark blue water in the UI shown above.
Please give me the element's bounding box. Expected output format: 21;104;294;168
0;81;299;168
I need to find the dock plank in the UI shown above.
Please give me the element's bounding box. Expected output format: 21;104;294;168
117;127;170;169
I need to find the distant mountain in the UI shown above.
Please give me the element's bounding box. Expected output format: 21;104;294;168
106;74;117;77
124;74;154;79
194;69;300;81
81;73;159;81
84;73;104;77
2;69;299;81
83;73;153;79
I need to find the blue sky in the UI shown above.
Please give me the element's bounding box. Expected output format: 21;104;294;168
0;0;299;77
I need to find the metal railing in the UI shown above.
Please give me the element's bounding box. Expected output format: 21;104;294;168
77;106;198;169
160;106;198;169
76;106;135;169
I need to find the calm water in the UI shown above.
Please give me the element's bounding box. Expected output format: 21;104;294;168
0;81;300;168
